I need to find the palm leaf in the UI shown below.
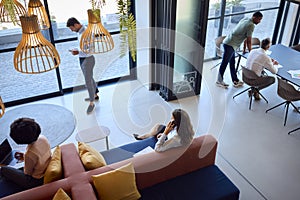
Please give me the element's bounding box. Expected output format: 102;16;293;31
117;0;136;62
3;0;18;25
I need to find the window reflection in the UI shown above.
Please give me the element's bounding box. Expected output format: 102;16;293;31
0;0;130;104
47;0;119;40
205;0;280;59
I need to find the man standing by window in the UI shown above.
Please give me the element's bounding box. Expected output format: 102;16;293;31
67;17;99;114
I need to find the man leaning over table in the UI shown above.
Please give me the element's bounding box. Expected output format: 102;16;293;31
216;11;263;89
245;38;279;100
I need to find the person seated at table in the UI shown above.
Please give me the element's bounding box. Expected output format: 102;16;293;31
133;109;195;152
0;118;51;190
245;37;279;100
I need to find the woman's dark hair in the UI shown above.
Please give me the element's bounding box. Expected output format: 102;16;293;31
10;118;41;144
66;17;80;27
172;109;195;146
261;38;271;50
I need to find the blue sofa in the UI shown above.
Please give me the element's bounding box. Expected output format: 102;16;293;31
101;136;240;200
1;135;239;200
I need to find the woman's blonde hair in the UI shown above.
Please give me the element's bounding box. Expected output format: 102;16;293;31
172;109;195;145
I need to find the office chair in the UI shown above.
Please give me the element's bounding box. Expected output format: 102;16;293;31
210;36;226;70
235;37;261;73
288;126;300;135
251;37;261;49
266;77;300;126
291;44;300;52
233;66;268;110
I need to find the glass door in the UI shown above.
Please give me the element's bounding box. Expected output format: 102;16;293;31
150;0;209;101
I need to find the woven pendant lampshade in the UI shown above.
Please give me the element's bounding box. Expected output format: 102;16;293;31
14;15;60;74
27;0;50;29
80;9;114;54
0;0;26;25
0;96;4;118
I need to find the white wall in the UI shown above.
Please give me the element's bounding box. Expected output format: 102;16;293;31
281;3;299;45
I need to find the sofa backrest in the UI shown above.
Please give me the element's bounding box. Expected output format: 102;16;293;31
87;134;217;189
61;144;85;177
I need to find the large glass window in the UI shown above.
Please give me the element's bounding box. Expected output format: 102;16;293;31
0;0;132;104
47;0;120;41
205;0;281;59
0;51;59;102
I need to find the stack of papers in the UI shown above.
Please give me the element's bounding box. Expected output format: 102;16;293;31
287;70;300;79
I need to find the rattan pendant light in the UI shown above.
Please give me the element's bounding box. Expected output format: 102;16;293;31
0;0;26;25
0;96;5;118
27;0;49;29
14;15;60;74
80;9;114;54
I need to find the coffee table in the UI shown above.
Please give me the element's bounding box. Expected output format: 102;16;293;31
75;126;110;150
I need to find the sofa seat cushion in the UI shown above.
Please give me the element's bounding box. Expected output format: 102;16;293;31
101;137;157;165
139;165;240;200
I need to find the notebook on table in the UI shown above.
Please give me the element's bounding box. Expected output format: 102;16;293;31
0;139;22;168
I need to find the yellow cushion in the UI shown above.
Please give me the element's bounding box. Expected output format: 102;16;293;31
52;188;71;200
78;142;106;170
92;162;141;200
44;146;63;184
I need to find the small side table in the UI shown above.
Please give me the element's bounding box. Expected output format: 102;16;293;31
75;126;110;150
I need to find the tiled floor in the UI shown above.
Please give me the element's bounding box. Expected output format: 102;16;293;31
5;60;300;200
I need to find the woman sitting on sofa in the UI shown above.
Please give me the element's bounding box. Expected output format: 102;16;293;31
133;109;195;152
0;118;51;189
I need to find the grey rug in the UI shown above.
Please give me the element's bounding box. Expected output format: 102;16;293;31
0;104;76;148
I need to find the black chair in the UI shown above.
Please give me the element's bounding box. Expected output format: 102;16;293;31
233;66;268;110
288;126;300;135
266;77;300;126
235;37;261;73
291;44;300;52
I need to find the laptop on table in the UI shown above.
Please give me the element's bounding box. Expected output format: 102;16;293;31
0;139;22;167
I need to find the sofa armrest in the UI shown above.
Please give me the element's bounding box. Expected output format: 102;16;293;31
87;135;217;190
134;134;217;189
71;182;97;200
61;143;85;177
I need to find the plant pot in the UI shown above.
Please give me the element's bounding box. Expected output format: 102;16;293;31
231;5;246;23
214;8;230;28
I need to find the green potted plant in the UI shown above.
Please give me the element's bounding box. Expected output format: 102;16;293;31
117;0;136;62
90;0;136;61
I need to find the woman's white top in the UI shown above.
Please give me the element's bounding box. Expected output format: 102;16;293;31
154;130;182;152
